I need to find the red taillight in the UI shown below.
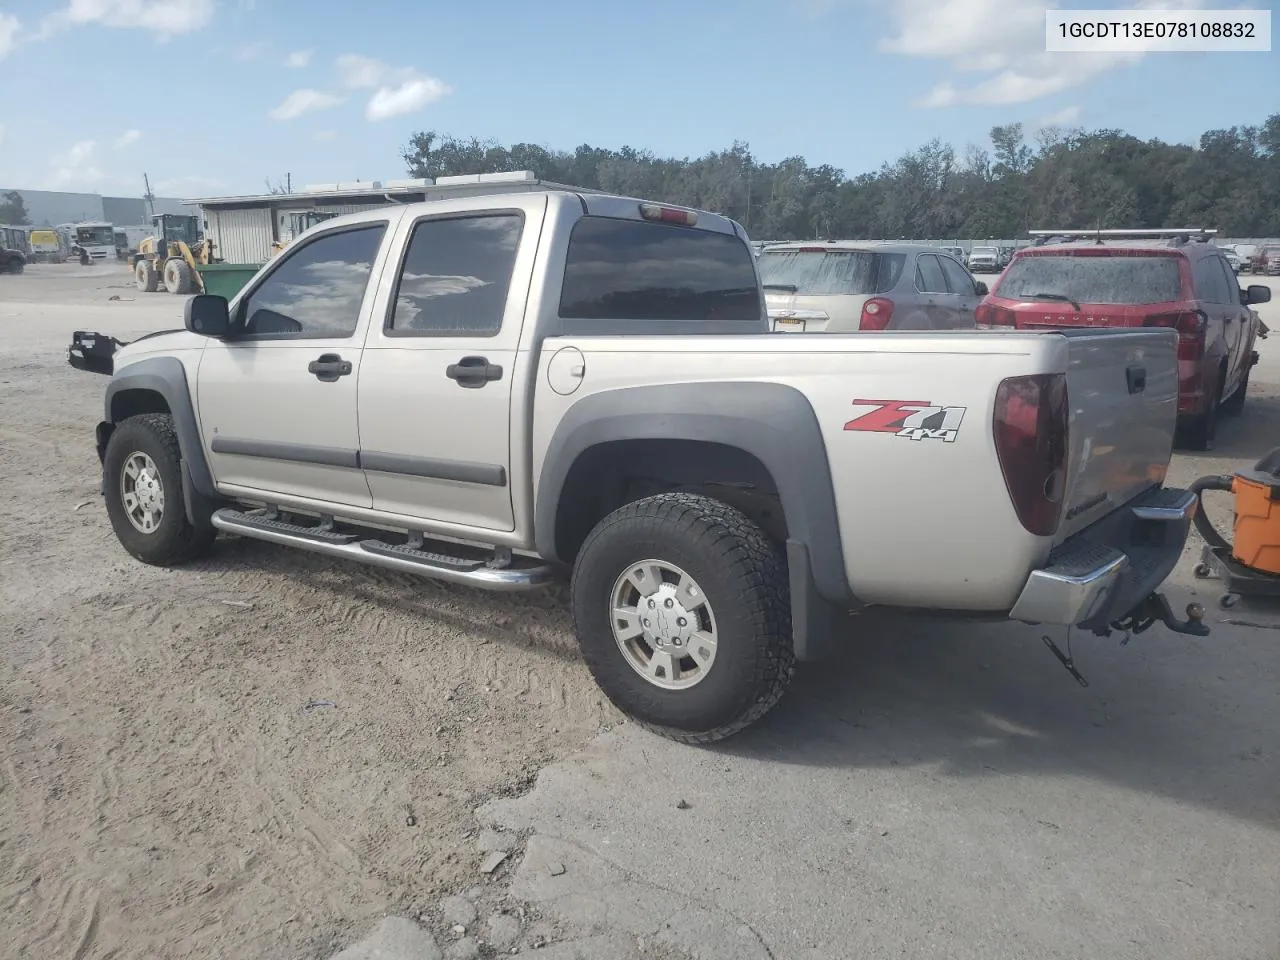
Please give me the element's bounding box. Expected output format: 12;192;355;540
1143;309;1206;360
797;246;828;252
859;297;894;331
638;203;698;226
976;302;1017;327
993;373;1069;537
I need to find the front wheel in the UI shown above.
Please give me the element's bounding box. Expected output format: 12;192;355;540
102;414;216;566
570;493;794;744
135;258;158;292
163;259;194;294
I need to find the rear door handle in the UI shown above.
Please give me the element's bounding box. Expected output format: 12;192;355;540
307;353;353;382
1126;364;1146;394
446;355;503;388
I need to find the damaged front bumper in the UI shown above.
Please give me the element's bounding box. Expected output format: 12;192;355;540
68;330;127;376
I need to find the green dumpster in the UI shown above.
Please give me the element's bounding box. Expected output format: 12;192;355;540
196;262;261;299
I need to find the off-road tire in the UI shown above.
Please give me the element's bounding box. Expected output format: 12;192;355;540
1220;366;1249;416
135;258;158;292
163;259;194;295
103;414;216;566
570;492;794;744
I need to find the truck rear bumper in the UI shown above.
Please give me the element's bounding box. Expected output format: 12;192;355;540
1010;486;1197;629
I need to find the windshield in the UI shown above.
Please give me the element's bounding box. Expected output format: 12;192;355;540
995;253;1183;305
972;247;998;256
76;226;114;246
162;219;198;244
757;250;905;296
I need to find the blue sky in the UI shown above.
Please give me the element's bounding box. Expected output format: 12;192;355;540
0;0;1274;199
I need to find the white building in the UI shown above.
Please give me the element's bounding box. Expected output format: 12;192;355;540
185;171;597;264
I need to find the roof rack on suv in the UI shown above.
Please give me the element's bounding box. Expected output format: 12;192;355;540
1028;228;1218;247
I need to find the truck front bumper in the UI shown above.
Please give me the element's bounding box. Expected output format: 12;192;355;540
1010;486;1197;631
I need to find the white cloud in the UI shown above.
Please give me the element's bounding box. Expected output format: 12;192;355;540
866;0;1207;107
46;140;106;188
1039;105;1080;127
0;13;19;58
336;53;452;120
268;88;344;120
366;76;451;121
234;39;267;61
113;128;141;149
314;129;337;141
336;53;392;89
39;0;215;41
285;48;312;68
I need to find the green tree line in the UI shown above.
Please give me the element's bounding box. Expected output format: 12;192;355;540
403;114;1280;241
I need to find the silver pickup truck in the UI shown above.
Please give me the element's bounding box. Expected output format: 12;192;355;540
68;191;1208;743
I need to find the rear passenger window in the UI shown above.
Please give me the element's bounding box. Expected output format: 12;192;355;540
1192;255;1229;304
915;254;948;293
242;224;386;338
388;213;523;336
938;256;976;295
559;217;761;326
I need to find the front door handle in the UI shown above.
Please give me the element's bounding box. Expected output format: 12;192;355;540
308;353;352;382
446;355;503;388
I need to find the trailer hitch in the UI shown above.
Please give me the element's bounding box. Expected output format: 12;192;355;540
1105;592;1209;640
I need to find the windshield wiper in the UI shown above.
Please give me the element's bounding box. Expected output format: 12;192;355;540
763;283;798;292
1025;291;1081;311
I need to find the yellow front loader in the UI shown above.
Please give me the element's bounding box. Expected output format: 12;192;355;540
131;214;217;294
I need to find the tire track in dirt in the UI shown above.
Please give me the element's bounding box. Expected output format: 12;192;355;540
4;281;613;958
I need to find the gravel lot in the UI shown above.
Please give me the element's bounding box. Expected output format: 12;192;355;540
2;263;1278;960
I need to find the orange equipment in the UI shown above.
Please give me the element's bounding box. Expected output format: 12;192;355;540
1191;447;1280;608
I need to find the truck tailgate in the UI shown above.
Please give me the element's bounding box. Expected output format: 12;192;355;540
1056;328;1179;541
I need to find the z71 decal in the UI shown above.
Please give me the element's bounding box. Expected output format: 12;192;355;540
843;399;967;443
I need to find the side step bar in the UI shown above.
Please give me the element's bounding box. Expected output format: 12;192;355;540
210;508;556;592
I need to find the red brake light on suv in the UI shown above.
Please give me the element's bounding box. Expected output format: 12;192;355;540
859;297;894;330
975;301;1016;327
993;373;1069;537
1142;309;1207;360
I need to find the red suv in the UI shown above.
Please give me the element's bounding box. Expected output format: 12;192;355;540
976;236;1271;450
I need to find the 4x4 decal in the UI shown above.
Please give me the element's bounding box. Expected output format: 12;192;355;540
844;399;967;443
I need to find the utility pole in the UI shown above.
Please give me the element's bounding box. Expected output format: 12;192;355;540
286;172;291;193
142;172;156;219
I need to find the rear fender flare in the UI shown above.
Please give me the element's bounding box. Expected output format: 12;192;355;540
534;381;851;604
103;356;216;498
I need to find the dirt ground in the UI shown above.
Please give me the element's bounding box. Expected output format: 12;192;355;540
2;263;1278;960
1;265;617;959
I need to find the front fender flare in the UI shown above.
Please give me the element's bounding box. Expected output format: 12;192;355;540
534;381;851;604
104;356;215;498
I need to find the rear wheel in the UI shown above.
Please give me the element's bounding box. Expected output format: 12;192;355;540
135;258;158;292
163;258;194;294
570;493;794;744
1178;371;1222;451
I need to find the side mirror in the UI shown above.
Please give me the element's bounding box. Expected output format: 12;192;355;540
184;293;231;337
1245;284;1271;305
974;281;989;296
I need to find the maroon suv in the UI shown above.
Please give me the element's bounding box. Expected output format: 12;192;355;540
976;238;1271;450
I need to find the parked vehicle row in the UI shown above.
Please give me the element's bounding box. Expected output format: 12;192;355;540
757;231;1269;452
